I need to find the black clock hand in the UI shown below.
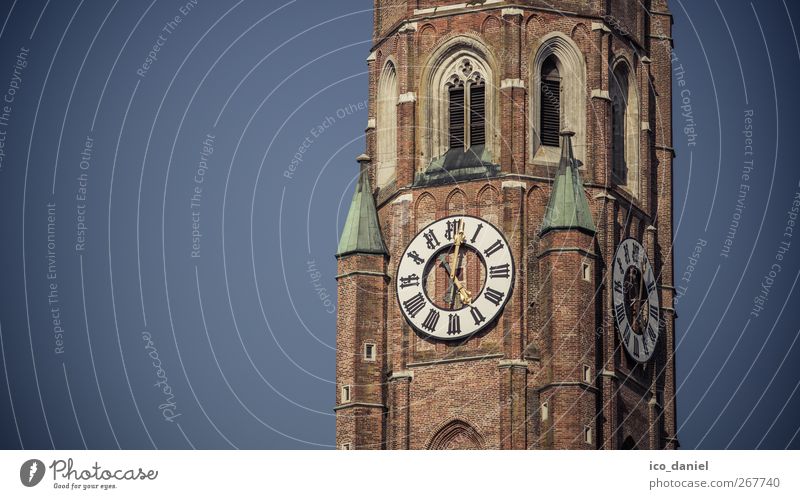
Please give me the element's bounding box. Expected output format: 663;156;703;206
438;254;457;307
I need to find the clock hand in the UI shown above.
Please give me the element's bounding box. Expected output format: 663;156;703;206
449;220;465;279
437;254;458;307
437;253;472;305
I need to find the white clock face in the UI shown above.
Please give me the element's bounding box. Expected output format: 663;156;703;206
396;215;514;340
612;238;660;363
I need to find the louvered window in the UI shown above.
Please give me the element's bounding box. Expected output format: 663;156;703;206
540;78;560;147
469;82;486;146
448;85;465;148
539;55;561;147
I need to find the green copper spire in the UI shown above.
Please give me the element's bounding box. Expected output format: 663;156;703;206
336;155;388;257
540;131;596;235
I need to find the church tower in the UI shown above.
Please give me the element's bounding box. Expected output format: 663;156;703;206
336;0;676;450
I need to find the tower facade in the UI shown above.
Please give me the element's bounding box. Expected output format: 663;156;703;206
336;0;676;450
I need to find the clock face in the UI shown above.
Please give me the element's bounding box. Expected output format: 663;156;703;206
396;215;514;340
612;238;660;363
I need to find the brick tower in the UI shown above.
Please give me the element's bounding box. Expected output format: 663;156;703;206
335;0;676;450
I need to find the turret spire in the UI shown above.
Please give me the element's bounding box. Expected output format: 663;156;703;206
540;130;596;235
336;155;388;257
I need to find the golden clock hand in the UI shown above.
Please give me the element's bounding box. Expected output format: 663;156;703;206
449;222;463;279
452;274;472;304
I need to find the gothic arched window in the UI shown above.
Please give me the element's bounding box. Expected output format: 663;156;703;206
446;59;486;150
376;60;398;188
610;60;640;196
531;34;586;165
420;36;498;169
539;55;561;147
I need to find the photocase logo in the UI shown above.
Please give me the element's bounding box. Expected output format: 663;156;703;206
20;459;45;487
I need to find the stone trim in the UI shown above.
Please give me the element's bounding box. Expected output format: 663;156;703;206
365;117;376;130
591;89;611;101
413;0;503;16
601;369;618;380
593;191;616;201
501;180;527;189
398;92;417;103
398;21;418;33
392;193;413;204
501;7;523;17
500;78;525;89
388;370;413;381
408;353;504;367
498;359;528;369
366;51;376;62
536;381;600;394
641;121;651;131
591;22;611;33
333;402;386;411
537;247;598;259
335;270;389;280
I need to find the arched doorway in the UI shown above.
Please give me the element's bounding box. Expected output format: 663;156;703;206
428;419;485;450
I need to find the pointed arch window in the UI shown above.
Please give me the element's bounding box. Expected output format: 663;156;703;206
376;61;398;188
539;55;561;147
610;61;640;196
530;34;587;165
445;59;486;151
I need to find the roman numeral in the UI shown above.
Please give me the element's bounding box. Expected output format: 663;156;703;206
421;309;440;332
407;251;424;265
646;276;656;295
484;239;504;257
616;257;624;275
615;302;626;321
489;264;510;279
399;274;420;288
613;279;623;294
649;303;659;320
632;243;640;263
470;223;483;243
633;336;640;357
424;229;440;250
623;243;631;265
622;324;631;346
444;219;462;241
642;336;650;356
447;314;461;336
402;293;426;318
484;287;505;306
470;306;486;325
647;324;657;343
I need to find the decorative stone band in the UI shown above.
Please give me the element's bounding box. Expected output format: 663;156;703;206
591;22;611;33
335;270;389;280
333;402;386;411
413;0;504;16
591;89;611;101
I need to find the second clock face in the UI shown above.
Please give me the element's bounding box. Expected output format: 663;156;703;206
612;238;660;363
396;215;514;340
